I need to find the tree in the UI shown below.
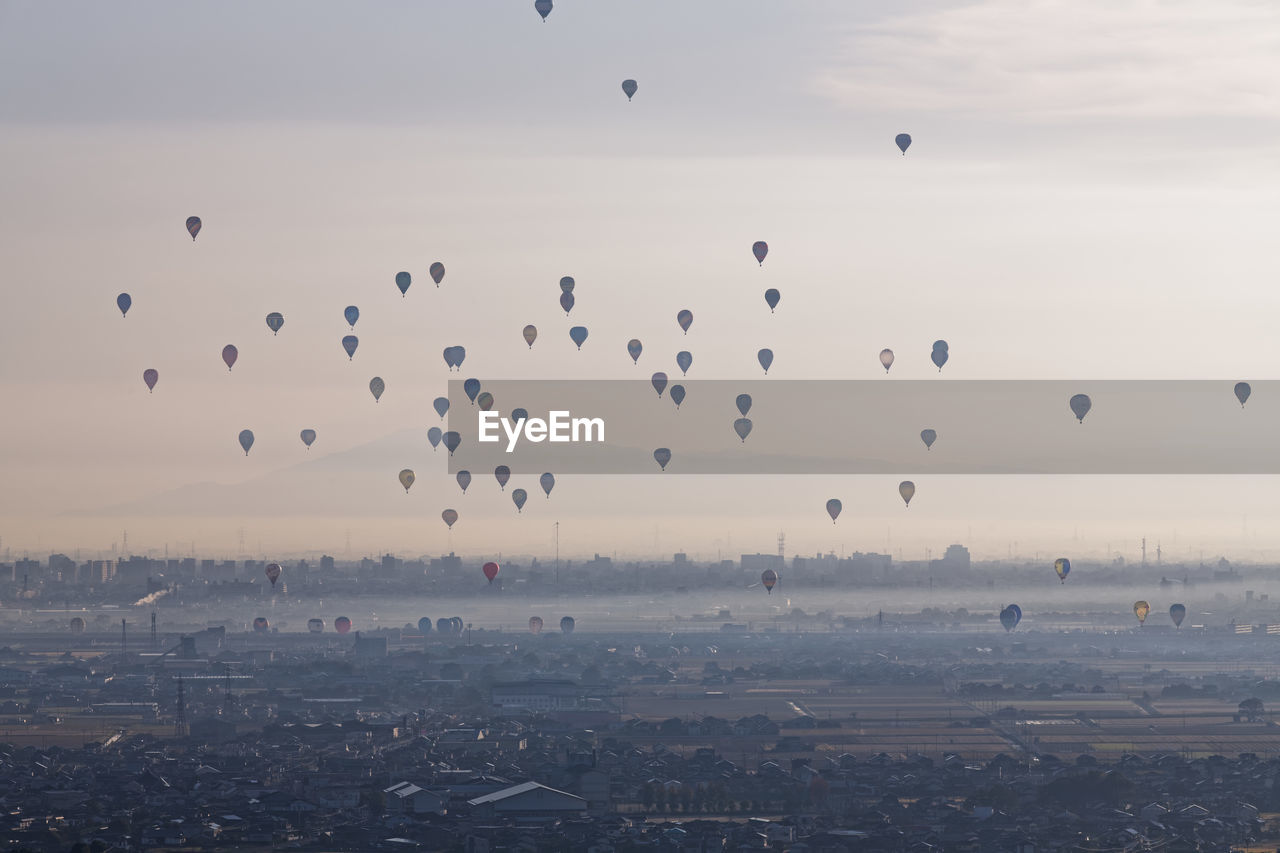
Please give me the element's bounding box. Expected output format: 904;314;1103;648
1240;697;1265;723
641;783;655;812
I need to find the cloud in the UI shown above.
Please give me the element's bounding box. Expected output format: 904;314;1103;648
814;0;1280;120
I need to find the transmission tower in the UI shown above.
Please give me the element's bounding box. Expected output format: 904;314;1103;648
174;675;188;737
223;664;234;716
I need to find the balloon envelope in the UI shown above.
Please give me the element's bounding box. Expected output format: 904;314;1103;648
879;349;894;372
395;271;411;296
344;305;359;328
222;344;238;371
512;488;528;512
1235;381;1251;407
70;616;85;634
430;262;445;285
253;617;269;632
899;481;915;506
654;447;672;470
483;561;500;583
456;470;471;493
670;385;686;408
443;431;461;454
560;292;575;314
560;275;575;293
399;469;415;492
999;606;1017;632
761;569;777;592
931;349;948;370
752;241;768;265
560;616;575;634
535;0;552;19
428;427;442;450
186;216;202;240
477;392;494;411
143;369;158;392
764;288;780;312
369;377;385;402
895;133;912;154
523;325;538;348
826;499;842;523
627;339;643;363
1169;603;1186;628
511;408;528;424
308;618;325;633
335;616;352;634
540;472;555;496
238;429;254;455
442;508;458;528
433;397;450;419
529;616;543;634
117;293;131;317
464;378;481;403
1054;557;1071;582
921;429;937;449
736;394;752;416
676;351;692;375
733;418;753;442
622;79;637;100
677;310;693;334
1069;394;1092;423
417;617;432;634
1133;601;1150;624
300;428;316;448
265;312;284;335
495;465;511;489
757;349;774;373
342;335;358;360
569;326;589;349
265;563;281;586
651;372;668;396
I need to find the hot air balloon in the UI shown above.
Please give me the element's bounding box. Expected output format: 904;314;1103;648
569;326;589;349
430;262;445;286
511;408;528;424
652;372;668;396
627;339;643;364
1133;601;1150;626
186;216;202;240
399;469;415;493
523;325;538;348
826;499;842;523
733;418;753;442
453;347;467;369
477;392;494;411
879;349;894;373
456;471;471;493
428;427;442;450
238;429;254;456
560;292;575;315
735;394;752;417
1235;382;1251;408
895;133;912;155
344;305;359;328
464;378;481;403
1069;394;1092;423
930;347;948;371
921;429;937;450
560;276;575;293
764;289;780;312
654;448;672;470
265;312;284;335
670;385;686;408
433;397;449;419
442;508;458;529
1169;603;1186;628
899;481;915;507
540;472;555;497
222;344;238;372
483;561;500;584
342;335;359;360
117;293;132;317
370;377;385;402
529;616;543;634
417;617;432;634
1054;558;1071;583
450;616;464;635
300;429;316;449
622;79;637;100
512;488;528;512
560;616;575;634
335;616;352;634
70;616;85;633
436;617;453;634
758;349;774;374
752;241;768;266
143;369;158;393
395;271;411;296
253;617;270;632
495;465;511;490
999;606;1018;632
677;310;693;334
761;569;778;593
308;618;325;633
1008;604;1022;625
676;351;692;375
443;431;461;454
535;0;552;20
265;563;281;587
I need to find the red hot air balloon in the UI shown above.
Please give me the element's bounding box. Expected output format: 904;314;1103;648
761;569;778;593
482;561;500;584
264;562;281;588
335;616;352;634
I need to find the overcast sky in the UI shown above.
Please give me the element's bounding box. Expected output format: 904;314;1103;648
4;1;1280;561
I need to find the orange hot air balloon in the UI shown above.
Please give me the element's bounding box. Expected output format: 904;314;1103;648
335;616;352;634
761;569;778;593
264;563;281;587
482;561;500;584
1133;601;1150;626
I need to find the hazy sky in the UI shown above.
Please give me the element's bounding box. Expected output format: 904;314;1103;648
4;1;1280;561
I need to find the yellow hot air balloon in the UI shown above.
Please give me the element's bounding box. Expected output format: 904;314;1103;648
1133;600;1150;626
1054;557;1071;584
399;469;415;493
